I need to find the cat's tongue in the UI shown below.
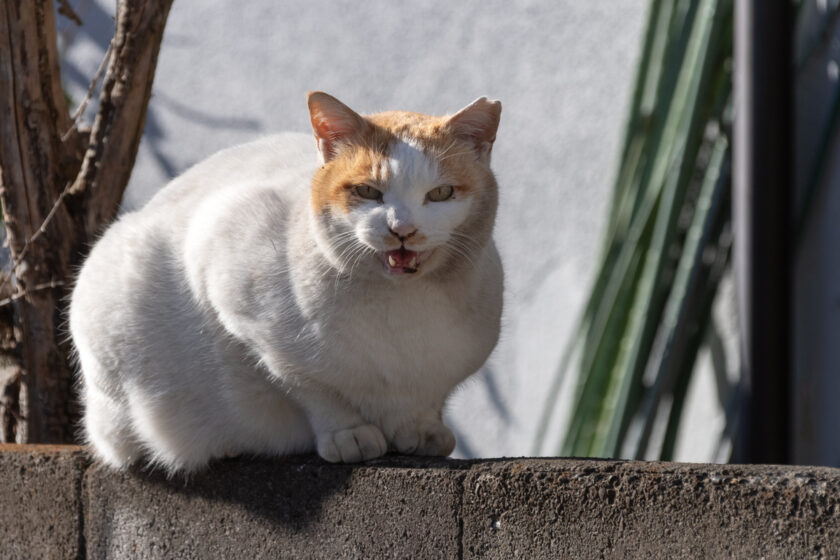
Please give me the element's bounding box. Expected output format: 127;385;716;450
385;248;418;273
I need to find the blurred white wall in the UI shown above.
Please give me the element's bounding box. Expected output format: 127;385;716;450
61;0;658;458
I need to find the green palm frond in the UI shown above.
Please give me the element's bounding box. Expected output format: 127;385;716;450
533;0;734;459
534;0;840;461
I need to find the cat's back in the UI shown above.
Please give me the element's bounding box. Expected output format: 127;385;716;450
143;132;318;218
70;133;318;362
79;132;317;273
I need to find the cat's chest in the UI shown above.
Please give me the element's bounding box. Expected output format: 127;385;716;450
310;282;479;382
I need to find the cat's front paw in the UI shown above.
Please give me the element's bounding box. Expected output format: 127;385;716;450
391;419;456;457
316;424;388;463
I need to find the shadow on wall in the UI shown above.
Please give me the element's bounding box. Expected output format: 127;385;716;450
113;454;466;533
57;2;262;186
449;365;513;458
141;93;262;181
135;455;355;530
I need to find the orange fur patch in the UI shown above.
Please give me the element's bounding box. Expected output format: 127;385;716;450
310;108;498;243
310;121;392;215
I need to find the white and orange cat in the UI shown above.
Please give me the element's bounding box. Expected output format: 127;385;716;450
70;92;503;473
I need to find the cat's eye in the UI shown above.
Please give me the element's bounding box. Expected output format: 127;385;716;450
426;185;454;202
354;184;382;201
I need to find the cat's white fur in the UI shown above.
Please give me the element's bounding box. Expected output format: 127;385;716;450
70;95;503;473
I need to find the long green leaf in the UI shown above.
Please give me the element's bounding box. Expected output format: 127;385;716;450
535;0;740;460
562;0;701;457
596;0;733;457
633;135;731;458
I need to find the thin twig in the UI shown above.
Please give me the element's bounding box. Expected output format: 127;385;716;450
0;368;26;425
0;281;66;308
0;180;74;293
9;181;74;272
61;39;114;142
57;0;83;26
0;401;26;424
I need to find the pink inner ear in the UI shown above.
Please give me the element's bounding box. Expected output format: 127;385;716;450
307;93;365;161
447;98;502;148
311;110;359;142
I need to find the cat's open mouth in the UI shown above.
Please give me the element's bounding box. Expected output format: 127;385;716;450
380;248;431;275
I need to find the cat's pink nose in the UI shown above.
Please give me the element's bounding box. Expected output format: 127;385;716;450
388;225;417;241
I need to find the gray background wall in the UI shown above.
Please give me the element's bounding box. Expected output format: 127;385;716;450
59;0;738;461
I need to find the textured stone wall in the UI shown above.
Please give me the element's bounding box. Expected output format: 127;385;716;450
2;445;839;559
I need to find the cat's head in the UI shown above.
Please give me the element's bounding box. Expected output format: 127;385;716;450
307;91;501;280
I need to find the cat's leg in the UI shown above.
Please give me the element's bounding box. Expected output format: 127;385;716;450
291;382;387;463
382;408;456;457
83;386;143;469
124;387;229;473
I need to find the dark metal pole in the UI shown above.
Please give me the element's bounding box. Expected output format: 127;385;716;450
733;0;793;464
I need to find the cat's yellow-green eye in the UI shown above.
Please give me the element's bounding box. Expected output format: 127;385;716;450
355;184;382;201
426;185;454;202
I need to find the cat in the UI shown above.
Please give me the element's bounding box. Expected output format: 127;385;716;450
69;92;504;473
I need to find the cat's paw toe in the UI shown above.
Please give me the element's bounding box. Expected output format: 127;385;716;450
392;420;456;457
316;424;387;463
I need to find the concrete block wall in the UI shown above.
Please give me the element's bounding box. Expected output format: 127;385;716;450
2;445;839;559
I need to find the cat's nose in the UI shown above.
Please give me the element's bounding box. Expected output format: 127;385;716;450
388;225;417;241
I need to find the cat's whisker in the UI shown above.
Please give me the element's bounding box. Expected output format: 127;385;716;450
437;150;475;162
333;229;360;239
328;239;372;294
332;235;366;264
435;139;461;159
450;231;480;247
450;231;481;248
330;232;360;247
334;241;359;263
450;233;484;258
346;246;371;279
340;244;369;271
334;246;370;295
446;238;479;268
447;244;477;269
450;230;479;241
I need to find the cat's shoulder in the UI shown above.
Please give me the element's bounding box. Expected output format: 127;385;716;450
143;133;318;214
196;133;317;177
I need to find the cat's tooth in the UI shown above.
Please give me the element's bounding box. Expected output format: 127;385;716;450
409;255;417;268
388;254;397;267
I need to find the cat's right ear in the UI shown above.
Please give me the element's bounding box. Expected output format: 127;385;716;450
307;92;366;163
446;97;502;165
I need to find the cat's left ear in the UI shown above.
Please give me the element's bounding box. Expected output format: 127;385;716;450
446;97;502;164
307;91;367;163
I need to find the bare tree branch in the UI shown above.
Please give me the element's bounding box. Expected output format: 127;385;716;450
71;0;174;238
62;40;114;141
0;0;80;442
56;0;83;26
0;281;67;309
0;182;73;288
0;0;173;442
